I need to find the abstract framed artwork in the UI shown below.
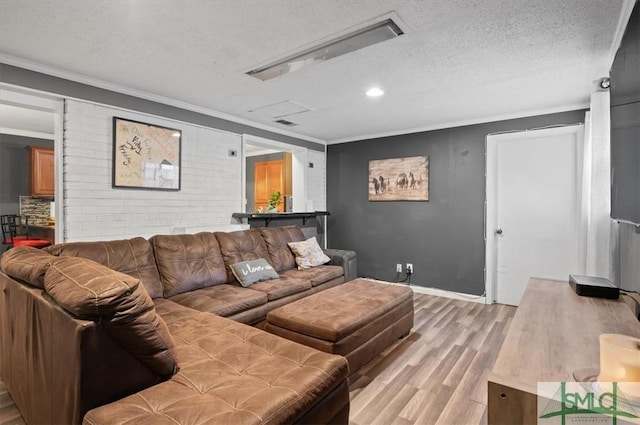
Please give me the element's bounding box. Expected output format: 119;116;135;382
112;117;182;190
369;155;429;201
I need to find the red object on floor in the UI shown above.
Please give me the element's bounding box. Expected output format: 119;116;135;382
6;237;51;248
1;215;52;249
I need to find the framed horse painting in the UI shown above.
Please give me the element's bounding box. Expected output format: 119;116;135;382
368;156;429;201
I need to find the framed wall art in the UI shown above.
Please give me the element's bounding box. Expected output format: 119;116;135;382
369;155;429;201
112;117;182;190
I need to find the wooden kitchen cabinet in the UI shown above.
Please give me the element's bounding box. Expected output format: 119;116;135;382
28;146;55;196
254;153;292;212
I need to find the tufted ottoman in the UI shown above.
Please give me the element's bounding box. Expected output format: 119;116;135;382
265;278;414;374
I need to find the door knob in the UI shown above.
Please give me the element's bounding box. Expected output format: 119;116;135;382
496;228;503;235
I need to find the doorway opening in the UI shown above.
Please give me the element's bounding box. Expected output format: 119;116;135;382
0;86;64;246
242;134;308;213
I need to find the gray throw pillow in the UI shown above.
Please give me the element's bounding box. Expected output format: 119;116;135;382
230;258;279;287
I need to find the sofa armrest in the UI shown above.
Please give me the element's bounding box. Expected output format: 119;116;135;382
323;249;357;282
0;272;161;425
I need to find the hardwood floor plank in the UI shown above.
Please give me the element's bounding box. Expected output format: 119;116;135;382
442;346;478;387
408;385;457;425
370;384;419;425
351;365;418;425
349;380;387;419
397;388;431;421
435;398;487;425
353;293;515;425
363;337;419;383
0;404;24;425
389;416;415;425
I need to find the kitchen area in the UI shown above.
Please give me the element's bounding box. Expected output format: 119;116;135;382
0;100;57;253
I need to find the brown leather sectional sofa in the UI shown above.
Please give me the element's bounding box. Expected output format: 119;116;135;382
0;226;357;425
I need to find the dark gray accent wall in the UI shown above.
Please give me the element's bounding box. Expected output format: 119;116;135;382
617;222;640;291
0;64;324;152
610;2;640;225
610;1;640;290
327;110;586;295
0;134;54;215
245;152;286;212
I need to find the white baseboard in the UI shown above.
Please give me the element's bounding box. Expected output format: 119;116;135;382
409;285;487;304
361;278;487;304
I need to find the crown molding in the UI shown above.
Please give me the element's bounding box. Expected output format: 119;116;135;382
327;102;590;144
605;0;637;71
0;54;327;145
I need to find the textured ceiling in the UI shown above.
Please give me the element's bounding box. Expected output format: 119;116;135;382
0;0;632;143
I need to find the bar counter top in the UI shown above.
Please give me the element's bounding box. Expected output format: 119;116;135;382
232;211;329;220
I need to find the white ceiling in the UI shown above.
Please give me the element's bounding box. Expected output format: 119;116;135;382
0;0;633;144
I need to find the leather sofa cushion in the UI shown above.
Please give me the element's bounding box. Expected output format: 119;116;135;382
153;298;202;325
83;312;349;425
215;229;271;283
0;246;54;288
45;256;179;378
259;226;306;272
150;233;227;297
280;265;344;287
266;278;414;342
168;284;267;317
249;276;312;301
44;237;164;299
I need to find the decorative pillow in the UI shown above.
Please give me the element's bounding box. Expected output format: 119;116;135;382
230;258;279;287
287;237;331;270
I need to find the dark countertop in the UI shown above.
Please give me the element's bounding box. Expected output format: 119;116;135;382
232;211;330;219
232;211;330;227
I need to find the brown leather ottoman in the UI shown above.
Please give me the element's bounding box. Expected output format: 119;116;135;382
265;278;414;374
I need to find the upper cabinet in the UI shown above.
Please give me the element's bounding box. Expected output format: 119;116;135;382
28;146;54;196
254;153;292;212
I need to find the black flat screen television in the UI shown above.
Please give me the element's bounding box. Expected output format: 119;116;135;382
610;3;640;225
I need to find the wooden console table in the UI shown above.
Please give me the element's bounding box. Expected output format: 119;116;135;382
488;278;640;425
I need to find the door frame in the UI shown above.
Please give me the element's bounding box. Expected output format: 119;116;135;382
241;134;308;213
0;85;65;243
485;124;586;304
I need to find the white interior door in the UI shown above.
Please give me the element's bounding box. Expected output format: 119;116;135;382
486;125;584;306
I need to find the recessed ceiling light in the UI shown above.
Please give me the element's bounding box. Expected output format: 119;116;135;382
366;87;384;97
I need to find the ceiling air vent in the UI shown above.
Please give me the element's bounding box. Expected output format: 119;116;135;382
274;119;298;127
247;18;404;81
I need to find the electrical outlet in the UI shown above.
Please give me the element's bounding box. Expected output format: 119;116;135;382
406;263;413;274
396;263;402;273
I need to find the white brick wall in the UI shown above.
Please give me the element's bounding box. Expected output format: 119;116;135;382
307;149;326;211
63;99;245;241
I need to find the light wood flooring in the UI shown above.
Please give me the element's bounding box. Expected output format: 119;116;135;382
0;293;515;425
0;380;22;425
